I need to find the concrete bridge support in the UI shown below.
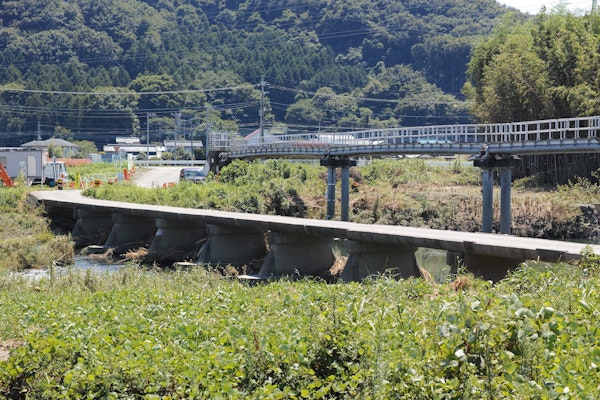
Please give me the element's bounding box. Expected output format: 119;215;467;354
499;168;512;235
196;224;267;266
481;168;494;233
258;232;336;278
475;154;519;234
326;163;336;220
148;218;207;260
71;209;114;247
104;214;157;249
340;240;421;282
447;251;524;282
320;156;357;221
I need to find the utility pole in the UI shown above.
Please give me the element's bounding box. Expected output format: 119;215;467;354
36;121;42;141
189;117;194;161
172;112;181;161
205;104;210;159
594;0;598;13
146;112;156;166
260;75;265;143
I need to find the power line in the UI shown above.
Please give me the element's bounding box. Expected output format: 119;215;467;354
0;84;256;96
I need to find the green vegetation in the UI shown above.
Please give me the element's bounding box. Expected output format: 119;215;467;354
85;160;326;217
0;186;73;270
465;11;600;183
0;164;129;272
2;255;600;398
0;0;516;144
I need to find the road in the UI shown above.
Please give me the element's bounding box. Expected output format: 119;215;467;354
132;167;182;188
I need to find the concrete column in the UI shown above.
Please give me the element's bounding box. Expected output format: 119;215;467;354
196;224;267;266
340;240;421;282
341;166;350;221
481;168;494;233
104;214;156;249
147;218;207;262
71;209;114;247
499;168;512;235
258;232;336;278
463;253;523;282
326;165;336;220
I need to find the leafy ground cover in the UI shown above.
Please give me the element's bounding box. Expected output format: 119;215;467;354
2;160;600;397
1;255;600;398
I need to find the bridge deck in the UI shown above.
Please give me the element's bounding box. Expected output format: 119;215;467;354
216;115;600;159
29;190;600;264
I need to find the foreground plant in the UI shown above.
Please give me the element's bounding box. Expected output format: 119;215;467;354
1;257;600;398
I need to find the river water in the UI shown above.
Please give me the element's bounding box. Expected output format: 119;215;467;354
18;254;125;281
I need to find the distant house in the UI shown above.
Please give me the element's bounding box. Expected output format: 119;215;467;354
103;137;166;159
163;139;204;154
20;138;79;157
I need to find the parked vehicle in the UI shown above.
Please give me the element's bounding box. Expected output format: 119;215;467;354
42;161;68;187
179;167;205;183
0;149;70;186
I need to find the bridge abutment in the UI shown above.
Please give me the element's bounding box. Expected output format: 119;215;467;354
340;240;421;281
258;232;336;278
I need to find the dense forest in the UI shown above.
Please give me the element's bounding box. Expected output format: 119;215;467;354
0;0;520;146
465;11;600;183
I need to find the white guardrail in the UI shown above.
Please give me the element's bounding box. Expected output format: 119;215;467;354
224;116;600;157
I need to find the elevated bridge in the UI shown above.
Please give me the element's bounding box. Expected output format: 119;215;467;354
209;116;600;233
218;116;600;159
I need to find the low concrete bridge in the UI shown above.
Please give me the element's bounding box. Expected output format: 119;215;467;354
29;190;600;282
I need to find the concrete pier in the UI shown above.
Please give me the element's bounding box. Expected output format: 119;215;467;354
320;156;357;221
71;209;114;246
148;218;206;260
462;253;523;282
258;232;336;277
481;168;494;233
340;240;421;281
499;168;512;234
104;214;156;248
196;224;267;266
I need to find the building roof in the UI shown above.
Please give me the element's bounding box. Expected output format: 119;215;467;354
21;138;79;149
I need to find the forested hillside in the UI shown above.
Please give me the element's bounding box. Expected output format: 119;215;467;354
0;0;519;145
465;11;600;183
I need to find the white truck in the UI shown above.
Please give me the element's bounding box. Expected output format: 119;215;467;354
0;148;68;186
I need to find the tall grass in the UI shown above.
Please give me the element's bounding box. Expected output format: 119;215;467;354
0;186;74;270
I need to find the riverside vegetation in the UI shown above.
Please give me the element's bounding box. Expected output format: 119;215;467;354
2;159;600;398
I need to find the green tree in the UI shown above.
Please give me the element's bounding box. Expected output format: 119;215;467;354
72;140;98;158
128;74;182;111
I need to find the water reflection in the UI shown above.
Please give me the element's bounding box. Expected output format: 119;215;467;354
417;248;451;282
75;255;124;273
18;255;124;280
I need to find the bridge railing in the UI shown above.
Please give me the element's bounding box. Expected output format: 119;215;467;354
226;115;600;156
